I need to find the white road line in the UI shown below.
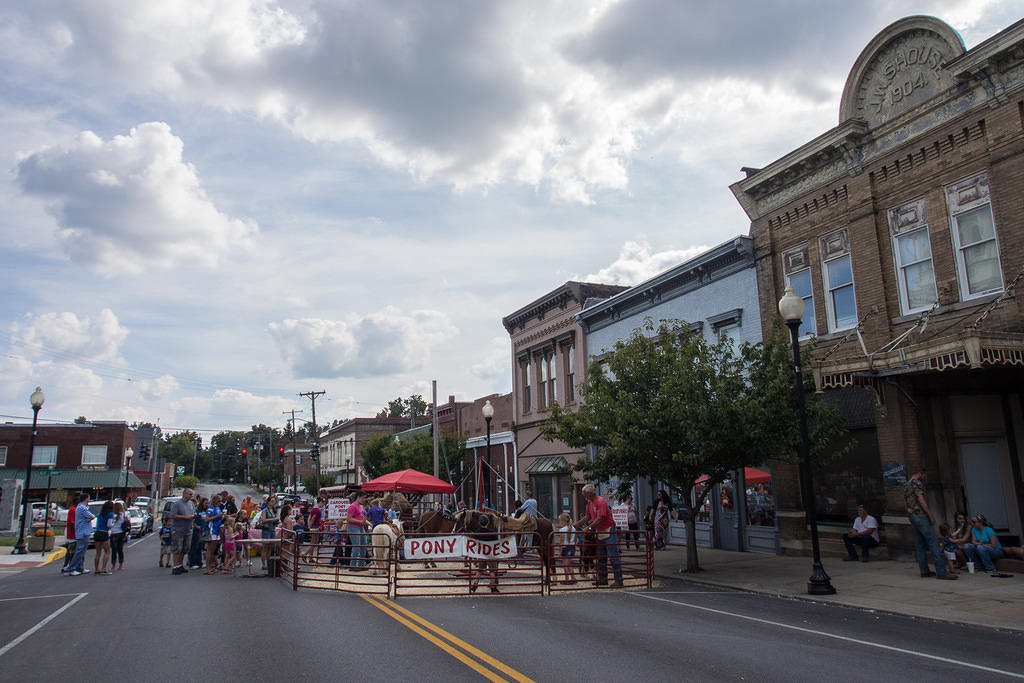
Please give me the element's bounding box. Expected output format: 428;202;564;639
0;592;88;658
0;593;84;602
630;592;1024;680
127;533;156;549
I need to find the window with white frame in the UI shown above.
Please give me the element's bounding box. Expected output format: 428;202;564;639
888;198;937;313
783;245;816;337
0;445;6;466
820;229;858;331
946;173;1003;299
548;350;558;405
538;353;548;409
521;360;531;412
32;445;57;467
82;445;107;466
566;343;576;402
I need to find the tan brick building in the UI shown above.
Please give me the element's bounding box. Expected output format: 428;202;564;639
731;16;1024;557
503;281;627;519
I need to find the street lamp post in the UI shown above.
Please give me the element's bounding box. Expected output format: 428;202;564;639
122;447;134;500
13;387;45;555
778;285;836;595
482;400;494;510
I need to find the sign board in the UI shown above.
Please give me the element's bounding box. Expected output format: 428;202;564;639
882;461;908;487
327;497;350;520
611;504;629;528
403;534;518;561
176;466;186;475
78;465;108;472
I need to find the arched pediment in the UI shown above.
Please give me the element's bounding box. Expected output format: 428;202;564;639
840;16;965;128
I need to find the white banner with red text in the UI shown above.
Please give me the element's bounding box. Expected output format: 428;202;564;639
404;534;518;560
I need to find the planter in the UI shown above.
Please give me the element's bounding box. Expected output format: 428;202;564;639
28;536;55;552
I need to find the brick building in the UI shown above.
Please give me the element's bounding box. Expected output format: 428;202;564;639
503;281;628;519
0;421;146;508
731;16;1024;557
459;393;514;512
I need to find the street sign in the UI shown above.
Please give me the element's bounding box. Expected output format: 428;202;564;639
176;466;185;475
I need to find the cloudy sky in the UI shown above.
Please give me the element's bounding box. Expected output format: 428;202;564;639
0;0;1018;435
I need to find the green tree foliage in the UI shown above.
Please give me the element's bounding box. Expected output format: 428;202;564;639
360;431;464;482
74;416;89;424
302;474;321;496
173;474;198;490
251;466;272;487
542;318;848;572
384;395;429;419
161;431;201;473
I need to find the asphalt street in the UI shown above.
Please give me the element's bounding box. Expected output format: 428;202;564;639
1;486;1021;681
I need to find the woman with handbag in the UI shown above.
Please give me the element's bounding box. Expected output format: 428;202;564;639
109;502;129;571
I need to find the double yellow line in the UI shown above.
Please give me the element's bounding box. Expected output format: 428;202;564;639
362;595;534;682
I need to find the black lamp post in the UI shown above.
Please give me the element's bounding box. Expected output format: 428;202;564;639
778;286;836;596
13;386;45;555
482;400;494;509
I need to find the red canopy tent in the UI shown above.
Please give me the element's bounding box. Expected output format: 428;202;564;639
361;469;456;494
695;467;772;487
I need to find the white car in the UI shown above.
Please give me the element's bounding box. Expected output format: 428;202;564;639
30;502;68;522
125;508;146;536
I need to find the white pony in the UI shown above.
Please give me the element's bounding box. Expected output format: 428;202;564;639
370;522;403;575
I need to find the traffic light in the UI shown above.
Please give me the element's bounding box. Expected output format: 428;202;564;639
310;443;320;461
242;448;248;458
278;447;285;460
139;442;150;460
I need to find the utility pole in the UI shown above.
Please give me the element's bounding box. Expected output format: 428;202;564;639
432;380;439;503
283;409;303;493
299;390;325;492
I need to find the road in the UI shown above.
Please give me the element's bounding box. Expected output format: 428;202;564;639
1;484;1021;681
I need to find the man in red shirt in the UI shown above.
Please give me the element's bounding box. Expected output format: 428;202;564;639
61;494;78;574
575;484;623;587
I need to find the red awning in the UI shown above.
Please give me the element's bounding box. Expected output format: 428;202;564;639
361;469;456;494
695;467;772;487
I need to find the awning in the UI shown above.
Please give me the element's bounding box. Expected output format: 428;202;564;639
361;469;455;494
0;469;147;490
695;467;771;487
524;456;569;474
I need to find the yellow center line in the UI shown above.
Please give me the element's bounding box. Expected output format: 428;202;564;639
362;596;534;683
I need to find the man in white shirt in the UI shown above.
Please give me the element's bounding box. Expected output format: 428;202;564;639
842;504;880;562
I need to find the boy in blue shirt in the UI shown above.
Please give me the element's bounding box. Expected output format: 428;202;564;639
159;518;173;567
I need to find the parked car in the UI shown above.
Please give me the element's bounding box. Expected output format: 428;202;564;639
138;506;154;533
125;507;146;536
133;496;153;513
30;502;68;523
161;496;182;523
285;483;306;494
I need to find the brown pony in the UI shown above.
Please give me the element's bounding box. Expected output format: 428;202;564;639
413;508;461;568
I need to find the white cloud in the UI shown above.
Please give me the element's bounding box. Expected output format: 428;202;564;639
171;388;294;423
15;122;257;274
268;307;458;379
470;336;510;385
584;239;710;286
13;308;128;362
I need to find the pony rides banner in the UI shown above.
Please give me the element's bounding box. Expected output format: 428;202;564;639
404;534;518;560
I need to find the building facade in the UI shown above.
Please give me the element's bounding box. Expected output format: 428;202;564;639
320;417;431;485
459;393;514;512
0;421;146;512
731;16;1024;556
577;236;777;553
503;281;628;519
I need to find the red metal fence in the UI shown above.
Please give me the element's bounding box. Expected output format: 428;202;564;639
278;528;652;597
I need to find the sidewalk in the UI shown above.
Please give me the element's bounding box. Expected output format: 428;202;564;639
651;545;1023;632
0;546;66;569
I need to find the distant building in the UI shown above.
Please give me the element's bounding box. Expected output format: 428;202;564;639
320;417;431;486
503;281;628;519
0;421;146;506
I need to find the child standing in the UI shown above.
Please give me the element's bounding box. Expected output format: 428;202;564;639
221;516;236;574
939;523;961;574
233;523;245;568
556;512;577;584
158;517;173;568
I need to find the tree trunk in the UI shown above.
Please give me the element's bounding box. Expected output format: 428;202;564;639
683;509;700;572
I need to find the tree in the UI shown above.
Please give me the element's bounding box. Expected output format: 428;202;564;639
360;431;464;482
302;474;321;496
542;318;848;572
174;474;198;491
74;416;89;424
384;395;428;419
